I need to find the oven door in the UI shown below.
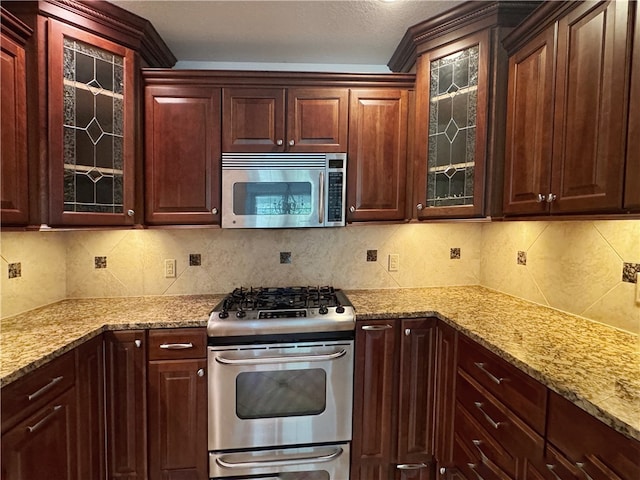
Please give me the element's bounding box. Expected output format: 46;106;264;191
209;443;350;479
208;341;353;450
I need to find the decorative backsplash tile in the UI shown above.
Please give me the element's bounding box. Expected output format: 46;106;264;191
367;250;377;262
450;247;461;259
8;263;21;279
189;253;201;266
517;251;527;266
622;263;640;283
94;256;107;269
280;252;292;264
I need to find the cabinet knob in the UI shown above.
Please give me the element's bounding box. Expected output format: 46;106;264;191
349;206;356;213
127;209;135;217
546;193;557;203
536;193;546;203
439;467;447;475
289;139;295;146
211;207;218;215
276;139;283;146
404;328;411;336
416;203;424;211
134;339;142;348
197;368;205;377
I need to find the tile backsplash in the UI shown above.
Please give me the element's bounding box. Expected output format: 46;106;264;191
2;220;639;334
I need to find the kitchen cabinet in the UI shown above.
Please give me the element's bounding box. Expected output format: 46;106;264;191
147;328;208;480
347;88;410;222
351;318;438;480
144;84;222;225
503;0;633;215
625;4;640;211
1;8;31;226
222;87;348;152
104;330;147;480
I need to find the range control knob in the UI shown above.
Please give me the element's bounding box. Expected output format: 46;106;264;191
219;311;229;319
236;310;246;318
336;305;345;314
318;305;329;315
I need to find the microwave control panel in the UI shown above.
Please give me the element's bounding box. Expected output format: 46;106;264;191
327;171;344;223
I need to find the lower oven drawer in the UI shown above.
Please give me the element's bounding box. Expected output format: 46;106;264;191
209;443;350;479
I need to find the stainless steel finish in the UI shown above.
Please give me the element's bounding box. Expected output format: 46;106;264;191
467;463;486;480
546;464;565;480
289;139;295;146
474;362;506;384
362;324;392;331
27;405;62;433
134;339;142;348
209;443;350;478
28;375;63;401
547;193;557;203
208;340;353;451
197;368;205;377
537;193;546;203
440;467;447;475
319;171;325;224
405;328;411;336
474;401;503;429
214;348;347;365
575;462;595;480
417;203;424;210
127;209;135;216
397;463;428;470
277;139;283;146
472;439;488;460
349;205;355;212
160;342;194;350
211;207;218;215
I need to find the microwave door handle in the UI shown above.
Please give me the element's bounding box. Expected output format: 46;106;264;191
216;447;343;469
215;348;347;365
319;171;325;224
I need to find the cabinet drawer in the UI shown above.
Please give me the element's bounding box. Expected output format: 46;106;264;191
1;350;75;433
148;328;207;360
458;335;547;433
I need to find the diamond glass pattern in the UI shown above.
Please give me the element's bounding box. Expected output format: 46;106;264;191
426;45;479;207
62;37;124;213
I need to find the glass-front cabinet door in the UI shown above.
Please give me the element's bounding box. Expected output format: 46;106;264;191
48;20;136;226
414;32;489;219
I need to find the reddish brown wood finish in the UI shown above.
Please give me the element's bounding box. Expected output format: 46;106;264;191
351;320;397;480
347;89;409;222
147;328;207;360
551;0;630;213
433;322;458;472
522;446;582;480
104;330;147;480
503;26;556;215
76;335;106;480
145;86;221;224
47;19;137;226
413;31;490;219
1;11;30;226
625;4;640;210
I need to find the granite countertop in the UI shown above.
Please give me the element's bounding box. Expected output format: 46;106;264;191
1;286;638;442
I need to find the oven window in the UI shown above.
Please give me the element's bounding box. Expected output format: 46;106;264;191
236;369;326;419
233;182;313;215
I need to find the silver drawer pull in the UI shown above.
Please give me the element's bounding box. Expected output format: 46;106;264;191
473;362;506;385
197;368;205;377
28;376;64;401
474;402;503;429
216;349;346;366
160;342;194;350
217;447;342;469
397;463;428;470
27;404;62;433
362;324;392;331
472;439;488;462
546;464;567;480
575;462;595;480
467;463;486;480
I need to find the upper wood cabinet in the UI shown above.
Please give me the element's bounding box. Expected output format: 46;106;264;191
222;87;348;152
625;4;640;211
1;8;31;226
347;88;410;222
144;83;222;225
503;0;634;216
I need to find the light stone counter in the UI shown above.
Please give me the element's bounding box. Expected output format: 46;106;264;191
1;286;638;441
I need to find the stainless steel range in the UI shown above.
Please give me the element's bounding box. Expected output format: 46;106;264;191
207;286;355;480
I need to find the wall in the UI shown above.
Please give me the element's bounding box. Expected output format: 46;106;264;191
2;219;638;334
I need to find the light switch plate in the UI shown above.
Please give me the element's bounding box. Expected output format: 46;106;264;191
164;259;176;278
636;273;640;304
388;254;399;272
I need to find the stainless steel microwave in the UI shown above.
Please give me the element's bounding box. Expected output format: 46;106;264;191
221;152;346;228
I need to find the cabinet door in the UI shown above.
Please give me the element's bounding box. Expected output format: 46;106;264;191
347;89;409;221
351;321;396;480
1;29;29;225
396;318;437;479
148;358;207;480
625;4;640;210
551;0;631;213
287;88;348;152
414;31;490;219
48;20;137;226
222;87;285;152
145;86;221;224
104;330;147;480
433;322;458;471
1;388;77;480
503;27;556;216
76;335;105;480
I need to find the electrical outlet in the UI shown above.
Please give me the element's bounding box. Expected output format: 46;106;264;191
388;254;399;272
636;273;640;304
164;259;176;278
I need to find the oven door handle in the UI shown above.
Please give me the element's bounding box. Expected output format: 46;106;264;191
216;447;343;469
214;348;347;365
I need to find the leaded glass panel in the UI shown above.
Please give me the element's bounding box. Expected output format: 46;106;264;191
62;37;124;213
426;45;479;207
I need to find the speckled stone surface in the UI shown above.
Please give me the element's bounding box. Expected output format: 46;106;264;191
2;286;638;442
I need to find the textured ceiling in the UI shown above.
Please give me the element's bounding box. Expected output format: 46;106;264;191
111;0;464;70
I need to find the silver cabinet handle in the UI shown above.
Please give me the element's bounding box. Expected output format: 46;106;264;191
473;362;506;385
397;463;428;470
537;193;546;203
546;464;566;480
546;193;557;203
467;463;486;480
211;207;218;215
197;368;205;377
289;139;295;146
276;139;283;146
472;439;488;461
134;339;142;348
27;375;64;401
127;209;135;217
349;205;356;213
405;328;411;336
27;405;62;433
474;402;503;429
575;462;595;480
216;447;342;469
416;203;424;210
362;324;392;331
216;349;346;366
319;171;324;224
160;342;194;350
